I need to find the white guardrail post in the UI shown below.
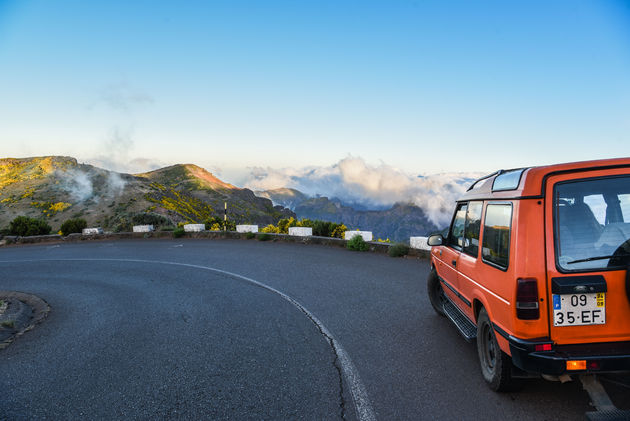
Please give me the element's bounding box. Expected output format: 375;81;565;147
288;227;312;236
344;231;373;241
133;225;154;233
410;236;431;250
183;224;205;232
236;225;259;233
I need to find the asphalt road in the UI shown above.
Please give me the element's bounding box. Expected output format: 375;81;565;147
0;239;628;420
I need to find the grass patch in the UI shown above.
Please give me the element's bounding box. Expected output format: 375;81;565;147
257;233;272;241
388;243;410;257
347;235;369;251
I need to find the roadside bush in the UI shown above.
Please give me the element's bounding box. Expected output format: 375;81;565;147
204;216;236;231
132;212;172;228
160;225;175;232
311;220;331;237
330;223;347;239
59;218;87;235
261;224;280;233
173;227;185;238
347;235;369;252
277;217;299;234
8;216;51;236
245;232;255;239
297;218;313;228
309;220;346;238
257;233;272;241
260;218;347;238
388;243;409;257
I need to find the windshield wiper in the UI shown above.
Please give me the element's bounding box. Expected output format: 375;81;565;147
567;253;630;265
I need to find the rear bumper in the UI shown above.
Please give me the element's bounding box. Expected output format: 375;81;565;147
493;325;630;375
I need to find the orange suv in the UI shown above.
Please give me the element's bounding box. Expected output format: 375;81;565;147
427;158;630;391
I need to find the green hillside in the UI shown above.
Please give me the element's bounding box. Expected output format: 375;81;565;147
0;156;294;233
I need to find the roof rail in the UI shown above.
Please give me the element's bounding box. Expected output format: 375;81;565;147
467;170;501;191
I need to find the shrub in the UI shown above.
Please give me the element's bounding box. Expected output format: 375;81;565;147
160;225;175;232
60;218;87;235
277;217;299;234
245;231;255;239
204;216;236;231
311;220;331;237
347;234;369;251
8;216;51;236
297;218;313;228
388;243;410;257
132;212;172;227
330;223;347;238
257;233;272;241
173;227;185;238
261;224;280;233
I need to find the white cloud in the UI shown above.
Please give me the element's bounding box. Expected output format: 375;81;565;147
245;156;485;227
61;169;94;202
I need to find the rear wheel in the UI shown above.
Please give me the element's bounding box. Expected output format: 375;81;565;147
476;308;522;392
427;268;446;316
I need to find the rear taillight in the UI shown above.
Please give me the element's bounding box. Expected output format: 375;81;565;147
516;278;540;320
534;343;552;352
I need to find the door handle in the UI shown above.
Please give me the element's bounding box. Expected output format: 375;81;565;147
452;260;457;266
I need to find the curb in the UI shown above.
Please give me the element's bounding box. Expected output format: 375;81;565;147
0;231;431;259
0;291;51;350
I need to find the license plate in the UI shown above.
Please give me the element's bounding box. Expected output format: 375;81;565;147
553;293;606;326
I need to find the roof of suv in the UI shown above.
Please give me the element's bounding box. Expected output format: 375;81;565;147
460;157;630;201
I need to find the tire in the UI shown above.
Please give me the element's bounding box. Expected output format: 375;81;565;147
476;308;522;392
427;268;446;317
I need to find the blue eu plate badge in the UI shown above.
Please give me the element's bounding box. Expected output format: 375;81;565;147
553;295;561;310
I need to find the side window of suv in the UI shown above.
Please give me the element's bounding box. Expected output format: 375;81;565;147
447;203;467;250
463;201;483;257
482;203;513;269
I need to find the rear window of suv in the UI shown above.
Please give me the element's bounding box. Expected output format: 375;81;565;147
555;175;630;271
482;203;512;269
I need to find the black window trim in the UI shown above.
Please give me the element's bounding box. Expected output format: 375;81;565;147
446;202;468;252
553;174;630;274
481;201;513;272
462;200;483;259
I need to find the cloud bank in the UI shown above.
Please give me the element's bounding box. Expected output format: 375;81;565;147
245;157;485;227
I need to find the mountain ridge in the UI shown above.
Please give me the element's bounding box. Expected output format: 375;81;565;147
1;155;443;240
0;156;293;232
257;189;439;240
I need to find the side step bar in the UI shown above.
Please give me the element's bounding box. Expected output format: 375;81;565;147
442;294;477;341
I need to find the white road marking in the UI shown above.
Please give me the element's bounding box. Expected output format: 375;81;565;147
172;244;184;248
0;257;377;421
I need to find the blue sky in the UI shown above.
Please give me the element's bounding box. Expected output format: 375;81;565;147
1;0;629;183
